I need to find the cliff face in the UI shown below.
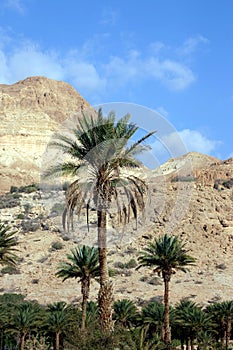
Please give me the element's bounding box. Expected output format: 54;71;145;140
0;76;90;192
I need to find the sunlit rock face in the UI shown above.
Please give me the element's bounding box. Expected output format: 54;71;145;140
0;76;90;192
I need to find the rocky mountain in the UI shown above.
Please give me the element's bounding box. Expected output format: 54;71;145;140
0;76;232;308
0;76;90;193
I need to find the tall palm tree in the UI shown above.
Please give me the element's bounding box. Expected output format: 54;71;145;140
56;245;100;331
137;234;196;345
0;222;18;266
44;109;155;331
46;302;74;350
113;299;138;329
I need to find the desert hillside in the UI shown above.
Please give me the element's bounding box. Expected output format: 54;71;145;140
0;76;90;192
0;153;232;307
0;77;232;309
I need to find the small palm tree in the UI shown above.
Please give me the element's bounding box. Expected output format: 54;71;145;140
46;301;74;350
137;234;196;345
0;222;19;266
56;245;100;331
11;302;43;350
140;301;166;341
175;302;213;350
113;299;138;329
206;300;233;349
44;109;155;331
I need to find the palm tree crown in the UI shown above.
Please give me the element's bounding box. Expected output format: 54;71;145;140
44;109;155;232
113;299;138;329
137;234;196;282
0;222;19;266
56;245;100;282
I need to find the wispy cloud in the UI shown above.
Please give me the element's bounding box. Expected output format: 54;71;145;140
0;33;208;96
3;0;25;14
178;35;209;57
100;9;118;26
151;129;221;161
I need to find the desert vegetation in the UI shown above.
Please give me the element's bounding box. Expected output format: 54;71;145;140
0;220;232;349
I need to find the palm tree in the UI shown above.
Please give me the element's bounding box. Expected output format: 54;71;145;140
56;245;100;331
206;300;233;349
11;302;43;350
44;109;155;331
140;302;166;341
174;300;197;350
0;293;26;350
46;302;74;350
137;234;196;345
113;299;138;329
175;302;213;350
0;222;18;266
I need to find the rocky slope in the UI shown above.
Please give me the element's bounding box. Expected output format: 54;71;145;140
0;153;232;307
0;76;90;192
0;77;232;308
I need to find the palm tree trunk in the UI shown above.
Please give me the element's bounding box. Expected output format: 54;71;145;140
20;331;26;350
186;336;191;350
163;276;171;344
55;331;60;350
191;336;195;350
97;209;113;332
226;317;231;349
81;278;90;331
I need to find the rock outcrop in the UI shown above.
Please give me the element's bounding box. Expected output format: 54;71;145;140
0;76;90;192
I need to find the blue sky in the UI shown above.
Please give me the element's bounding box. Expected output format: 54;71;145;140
0;0;232;162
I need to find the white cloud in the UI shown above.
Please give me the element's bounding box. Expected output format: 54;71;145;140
177;129;220;154
0;34;208;95
145;58;195;90
151;129;220;161
63;54;106;92
8;45;64;82
0;42;105;94
103;54;195;91
178;35;209;57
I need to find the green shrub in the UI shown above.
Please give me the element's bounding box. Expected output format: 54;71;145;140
1;266;20;275
124;258;137;269
109;268;121;277
171;176;196;182
17;213;25;220
19;184;39;193
114;261;125;269
114;259;137;269
10;186;18;193
50;241;64;251
148;277;162;286
222;178;233;189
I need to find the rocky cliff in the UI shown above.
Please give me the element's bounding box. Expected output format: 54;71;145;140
0;76;90;192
